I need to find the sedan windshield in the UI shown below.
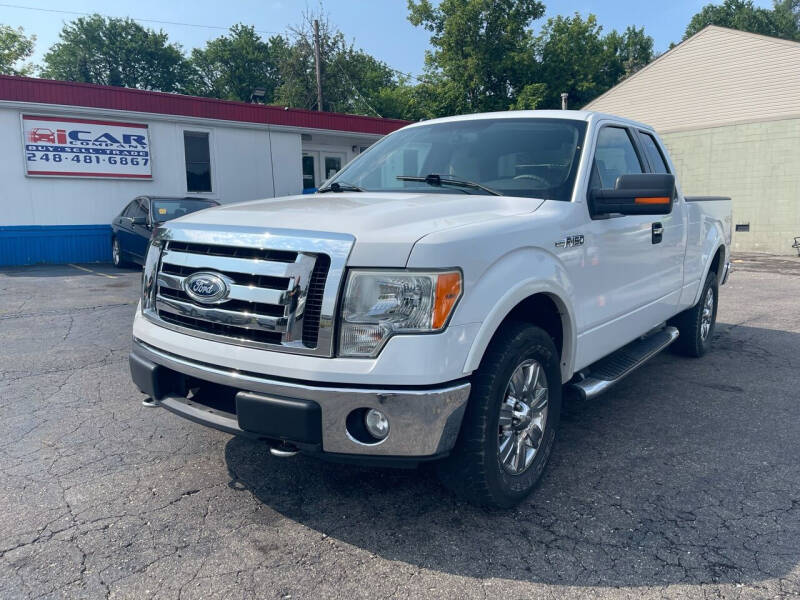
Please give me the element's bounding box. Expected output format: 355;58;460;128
328;118;587;201
151;198;216;223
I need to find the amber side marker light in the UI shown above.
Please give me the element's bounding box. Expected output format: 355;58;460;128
432;272;462;329
635;196;670;205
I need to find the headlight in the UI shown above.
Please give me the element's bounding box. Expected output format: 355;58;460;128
339;270;462;357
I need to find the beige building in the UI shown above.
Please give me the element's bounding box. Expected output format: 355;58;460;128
585;26;800;255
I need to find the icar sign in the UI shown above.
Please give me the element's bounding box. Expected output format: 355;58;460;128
22;115;152;179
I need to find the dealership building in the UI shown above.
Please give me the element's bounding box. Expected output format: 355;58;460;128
585;26;800;255
0;75;407;266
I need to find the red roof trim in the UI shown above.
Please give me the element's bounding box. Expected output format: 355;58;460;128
23;114;149;128
2;75;408;136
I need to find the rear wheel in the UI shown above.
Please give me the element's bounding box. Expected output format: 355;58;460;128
670;270;718;357
437;322;561;508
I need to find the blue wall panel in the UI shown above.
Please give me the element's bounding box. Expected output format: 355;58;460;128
0;225;112;267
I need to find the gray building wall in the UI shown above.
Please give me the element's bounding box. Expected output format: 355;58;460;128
663;118;800;255
584;26;800;255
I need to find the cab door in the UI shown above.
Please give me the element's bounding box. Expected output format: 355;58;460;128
634;129;686;318
571;124;682;369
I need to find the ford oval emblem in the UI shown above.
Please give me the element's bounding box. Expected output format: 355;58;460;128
183;271;229;304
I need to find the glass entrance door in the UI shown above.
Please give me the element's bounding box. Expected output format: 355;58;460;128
302;153;317;192
301;151;347;192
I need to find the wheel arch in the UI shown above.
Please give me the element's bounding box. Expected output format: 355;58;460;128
693;242;726;305
463;285;576;384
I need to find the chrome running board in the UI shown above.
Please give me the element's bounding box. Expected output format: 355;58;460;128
567;326;679;401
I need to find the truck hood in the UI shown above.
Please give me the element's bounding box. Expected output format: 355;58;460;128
176;192;545;266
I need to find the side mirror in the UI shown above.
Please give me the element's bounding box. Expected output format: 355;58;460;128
130;216;147;226
589;173;675;216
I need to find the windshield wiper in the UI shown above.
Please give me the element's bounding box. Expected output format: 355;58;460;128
317;181;364;193
396;174;502;196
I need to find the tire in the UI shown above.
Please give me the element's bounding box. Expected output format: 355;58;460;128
670;270;718;357
111;236;127;268
437;322;562;509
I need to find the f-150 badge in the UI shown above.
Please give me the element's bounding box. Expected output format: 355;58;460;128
555;235;584;248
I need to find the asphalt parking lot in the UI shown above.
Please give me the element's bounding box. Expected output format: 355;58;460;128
1;255;799;599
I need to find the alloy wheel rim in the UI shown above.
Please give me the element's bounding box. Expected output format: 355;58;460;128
498;359;549;475
700;287;714;341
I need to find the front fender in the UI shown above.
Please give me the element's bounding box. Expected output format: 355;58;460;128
458;247;577;383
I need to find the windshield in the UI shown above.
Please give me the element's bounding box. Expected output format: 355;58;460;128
151;198;216;223
328;118;587;201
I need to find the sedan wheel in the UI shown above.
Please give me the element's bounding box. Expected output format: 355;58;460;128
112;238;124;268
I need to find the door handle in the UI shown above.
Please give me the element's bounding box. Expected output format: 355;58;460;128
652;222;664;244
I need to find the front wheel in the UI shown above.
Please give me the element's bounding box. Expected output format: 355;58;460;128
111;237;127;268
437;322;562;508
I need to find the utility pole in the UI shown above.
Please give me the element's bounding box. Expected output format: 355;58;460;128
313;19;323;111
561;92;569;110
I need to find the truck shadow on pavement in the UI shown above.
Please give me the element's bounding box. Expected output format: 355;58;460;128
224;322;800;588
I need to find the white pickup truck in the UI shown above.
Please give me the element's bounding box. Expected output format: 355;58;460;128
130;110;731;508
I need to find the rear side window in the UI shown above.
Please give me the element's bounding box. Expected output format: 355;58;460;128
639;132;670;174
590;127;644;189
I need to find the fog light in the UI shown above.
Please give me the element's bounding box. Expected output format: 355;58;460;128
364;409;389;440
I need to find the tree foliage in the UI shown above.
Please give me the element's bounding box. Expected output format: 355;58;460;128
534;15;654;109
14;2;720;120
407;0;545;113
188;24;287;102
272;13;397;115
0;24;35;76
684;0;800;40
41;15;192;92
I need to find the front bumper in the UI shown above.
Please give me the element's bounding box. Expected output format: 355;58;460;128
129;339;470;459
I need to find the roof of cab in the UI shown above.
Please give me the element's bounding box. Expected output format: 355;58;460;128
403;109;655;132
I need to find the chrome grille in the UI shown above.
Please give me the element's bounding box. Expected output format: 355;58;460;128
142;225;354;357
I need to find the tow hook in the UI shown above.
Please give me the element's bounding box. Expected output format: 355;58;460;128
269;442;299;458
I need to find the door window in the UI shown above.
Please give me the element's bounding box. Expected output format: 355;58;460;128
137;198;150;221
122;200;138;217
590;127;644;190
639;132;670;174
127;200;146;219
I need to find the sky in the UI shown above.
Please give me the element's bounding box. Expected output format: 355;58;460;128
0;0;775;77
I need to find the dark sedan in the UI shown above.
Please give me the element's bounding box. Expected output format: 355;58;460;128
111;196;219;267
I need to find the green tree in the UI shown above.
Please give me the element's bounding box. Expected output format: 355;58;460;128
534;14;654;109
274;13;397;116
0;25;35;76
41;15;191;92
684;0;799;40
189;24;288;102
605;26;655;79
535;14;609;109
407;0;546;114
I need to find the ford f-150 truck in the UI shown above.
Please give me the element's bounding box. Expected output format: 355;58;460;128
130;110;732;508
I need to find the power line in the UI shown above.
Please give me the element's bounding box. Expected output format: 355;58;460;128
334;61;382;118
0;2;282;36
